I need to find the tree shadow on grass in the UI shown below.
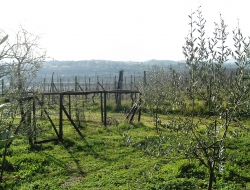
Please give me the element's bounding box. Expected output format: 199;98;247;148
225;170;250;183
130;122;148;129
61;137;121;174
28;144;54;152
59;138;85;175
40;151;68;169
61;137;118;174
74;137;118;160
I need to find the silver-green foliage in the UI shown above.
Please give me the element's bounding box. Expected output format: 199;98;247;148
139;6;250;190
139;65;185;115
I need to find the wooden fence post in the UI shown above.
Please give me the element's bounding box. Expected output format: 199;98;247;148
59;94;63;140
104;92;107;127
75;76;78;91
28;100;33;145
130;75;133;90
97;75;99;91
89;78;90;91
114;76;117;103
41;79;45;119
68;79;70;91
125;77;127;101
85;75;87;100
60;78;62;92
144;71;147;86
33;96;36;141
69;94;71;118
74;76;79;121
101;92;103;122
134;71;135;88
117;70;123;106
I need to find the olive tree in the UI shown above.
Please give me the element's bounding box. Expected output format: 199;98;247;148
167;8;250;189
136;7;250;190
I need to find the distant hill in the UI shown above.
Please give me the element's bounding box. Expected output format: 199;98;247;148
37;59;242;79
37;59;181;78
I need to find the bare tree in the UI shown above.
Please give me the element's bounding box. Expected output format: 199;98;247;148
6;28;46;93
3;28;47;144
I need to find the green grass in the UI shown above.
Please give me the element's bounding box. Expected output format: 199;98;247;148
1;109;250;189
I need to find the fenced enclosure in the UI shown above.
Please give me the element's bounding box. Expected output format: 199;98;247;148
1;67;246;145
3;90;141;145
0;70;145;145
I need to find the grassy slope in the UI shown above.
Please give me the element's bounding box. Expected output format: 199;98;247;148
1;111;250;189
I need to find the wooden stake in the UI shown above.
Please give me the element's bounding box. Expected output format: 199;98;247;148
59;94;63;140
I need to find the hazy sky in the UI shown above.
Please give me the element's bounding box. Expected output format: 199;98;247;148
1;0;250;62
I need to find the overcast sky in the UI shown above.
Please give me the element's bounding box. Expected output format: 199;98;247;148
1;0;250;62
